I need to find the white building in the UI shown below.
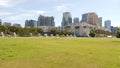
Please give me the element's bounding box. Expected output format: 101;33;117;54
65;22;97;36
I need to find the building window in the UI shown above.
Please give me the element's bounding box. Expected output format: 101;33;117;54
83;26;87;28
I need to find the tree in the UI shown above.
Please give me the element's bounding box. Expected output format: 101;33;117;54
116;28;120;38
59;30;69;36
116;32;120;38
19;27;29;37
89;28;96;37
0;25;7;34
50;28;58;36
29;28;38;35
37;28;44;34
8;26;21;34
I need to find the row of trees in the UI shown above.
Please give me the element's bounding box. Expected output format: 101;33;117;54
50;28;70;36
89;28;113;37
0;24;70;37
0;25;43;36
89;27;120;38
1;24;120;38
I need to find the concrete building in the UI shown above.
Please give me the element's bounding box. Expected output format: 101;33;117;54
104;20;111;32
81;12;99;27
37;15;55;27
13;24;21;27
25;20;37;28
61;12;72;26
98;17;102;27
3;22;11;26
73;17;79;23
65;22;97;36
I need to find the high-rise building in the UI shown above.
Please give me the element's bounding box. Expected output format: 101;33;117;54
37;15;45;26
0;19;2;25
104;20;111;32
37;15;55;26
73;17;79;23
111;26;118;34
98;17;102;27
61;12;72;26
25;20;37;28
81;12;99;27
3;22;11;26
13;23;21;27
45;16;55;26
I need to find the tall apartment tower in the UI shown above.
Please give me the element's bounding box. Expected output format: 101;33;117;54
98;17;102;27
81;12;99;27
73;17;79;23
37;15;45;26
25;20;37;28
104;20;111;32
45;16;55;26
61;12;72;26
37;15;55;26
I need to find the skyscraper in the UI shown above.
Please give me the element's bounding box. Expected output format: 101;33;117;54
37;15;45;26
45;16;55;26
73;17;79;23
25;20;37;28
98;17;102;27
37;15;55;26
81;12;99;27
62;12;72;26
104;20;111;32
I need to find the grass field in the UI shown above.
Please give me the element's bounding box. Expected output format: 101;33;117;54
0;37;120;68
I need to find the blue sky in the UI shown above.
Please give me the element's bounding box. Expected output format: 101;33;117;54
0;0;120;27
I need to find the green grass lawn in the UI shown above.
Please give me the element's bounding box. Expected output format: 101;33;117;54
0;37;120;68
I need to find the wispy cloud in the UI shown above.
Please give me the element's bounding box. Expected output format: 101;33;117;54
0;0;27;7
26;10;46;15
55;4;71;12
8;14;32;21
0;12;12;16
7;10;46;21
0;0;10;7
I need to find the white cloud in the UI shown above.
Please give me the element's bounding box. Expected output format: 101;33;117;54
8;14;32;20
0;12;12;16
0;0;27;7
0;0;11;7
56;5;68;12
7;10;46;21
55;4;71;12
27;10;46;15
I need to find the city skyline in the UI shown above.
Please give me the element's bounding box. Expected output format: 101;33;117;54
0;0;120;27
